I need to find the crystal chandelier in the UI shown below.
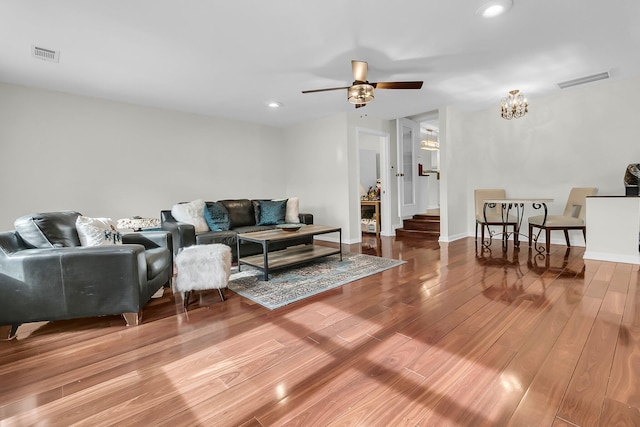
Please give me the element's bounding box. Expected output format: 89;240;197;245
500;89;528;119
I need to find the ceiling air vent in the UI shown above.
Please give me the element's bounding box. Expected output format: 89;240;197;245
31;45;60;63
557;72;609;89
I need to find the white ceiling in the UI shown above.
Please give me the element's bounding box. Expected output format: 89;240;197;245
1;0;639;128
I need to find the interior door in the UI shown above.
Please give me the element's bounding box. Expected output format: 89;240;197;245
397;118;419;218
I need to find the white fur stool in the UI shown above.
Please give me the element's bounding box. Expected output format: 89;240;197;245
174;244;231;308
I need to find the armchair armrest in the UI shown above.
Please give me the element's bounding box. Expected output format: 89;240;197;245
122;230;172;250
161;210;196;254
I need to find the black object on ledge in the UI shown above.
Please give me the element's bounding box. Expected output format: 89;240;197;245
624;164;640;196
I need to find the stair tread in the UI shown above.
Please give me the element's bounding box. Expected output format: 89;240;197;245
413;214;440;220
396;228;439;239
397;228;439;233
402;216;440;232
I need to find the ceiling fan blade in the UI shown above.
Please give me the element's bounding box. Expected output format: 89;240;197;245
372;81;424;90
301;86;350;94
352;60;368;82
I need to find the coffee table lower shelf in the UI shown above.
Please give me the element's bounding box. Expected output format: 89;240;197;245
239;245;341;279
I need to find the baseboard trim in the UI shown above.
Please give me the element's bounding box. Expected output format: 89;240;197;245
583;251;640;265
439;232;468;243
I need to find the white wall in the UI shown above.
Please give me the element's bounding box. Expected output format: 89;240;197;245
444;75;640;246
0;83;286;230
439;107;471;242
359;149;378;191
283;114;352;241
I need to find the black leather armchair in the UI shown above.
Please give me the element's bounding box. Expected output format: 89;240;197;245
0;211;173;340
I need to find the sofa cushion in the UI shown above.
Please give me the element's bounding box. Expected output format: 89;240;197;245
233;225;276;234
204;202;231;231
275;197;301;224
76;216;122;246
14;211;82;248
144;247;171;280
195;230;237;247
219;199;255;228
251;199;268;225
171;199;209;233
257;199;287;225
286;197;300;224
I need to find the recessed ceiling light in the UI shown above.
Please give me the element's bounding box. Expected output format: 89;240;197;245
476;0;513;18
267;101;282;108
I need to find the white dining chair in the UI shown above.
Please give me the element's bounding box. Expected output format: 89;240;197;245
528;187;598;253
474;189;519;249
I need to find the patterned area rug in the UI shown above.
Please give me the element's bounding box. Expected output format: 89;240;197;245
228;253;405;310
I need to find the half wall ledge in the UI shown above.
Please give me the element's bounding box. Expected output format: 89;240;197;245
584;196;640;265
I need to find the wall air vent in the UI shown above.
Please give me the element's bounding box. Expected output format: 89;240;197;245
31;45;60;63
557;72;610;89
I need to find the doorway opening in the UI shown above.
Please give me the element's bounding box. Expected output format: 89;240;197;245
395;111;441;240
356;127;390;242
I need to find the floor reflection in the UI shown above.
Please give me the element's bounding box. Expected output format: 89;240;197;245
476;246;547;305
527;247;585;278
360;233;382;256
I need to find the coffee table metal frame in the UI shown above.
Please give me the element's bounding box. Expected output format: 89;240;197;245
237;225;342;281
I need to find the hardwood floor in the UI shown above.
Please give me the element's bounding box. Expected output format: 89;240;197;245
1;235;639;426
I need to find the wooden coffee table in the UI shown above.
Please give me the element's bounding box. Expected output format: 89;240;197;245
236;225;342;281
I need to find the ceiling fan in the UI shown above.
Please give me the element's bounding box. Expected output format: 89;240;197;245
302;60;423;108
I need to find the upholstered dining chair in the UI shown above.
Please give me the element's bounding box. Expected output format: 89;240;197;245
474;189;519;249
528;187;598;254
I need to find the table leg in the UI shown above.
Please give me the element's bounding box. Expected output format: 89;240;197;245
482;202;493;249
514;203;522;248
262;241;269;281
501;203;509;252
530;202;549;253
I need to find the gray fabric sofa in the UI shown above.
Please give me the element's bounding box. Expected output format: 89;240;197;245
161;199;314;258
0;211;173;340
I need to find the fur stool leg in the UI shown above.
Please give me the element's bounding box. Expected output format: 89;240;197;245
174;244;232;308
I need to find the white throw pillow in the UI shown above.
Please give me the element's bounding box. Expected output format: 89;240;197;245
76;216;122;247
171;199;209;233
285;197;300;224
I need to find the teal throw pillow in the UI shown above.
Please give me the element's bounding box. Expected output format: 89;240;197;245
204;202;231;231
257;199;287;226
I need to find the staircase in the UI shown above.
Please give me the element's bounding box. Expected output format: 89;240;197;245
396;212;440;240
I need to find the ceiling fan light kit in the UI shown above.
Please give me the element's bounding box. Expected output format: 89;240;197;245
348;83;374;105
476;0;513;17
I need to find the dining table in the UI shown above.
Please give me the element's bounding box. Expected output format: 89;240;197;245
482;198;554;251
